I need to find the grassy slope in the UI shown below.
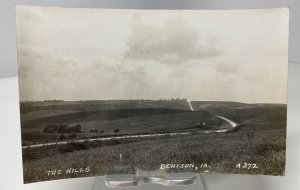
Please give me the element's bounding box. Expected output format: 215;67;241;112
21;110;80;122
73;111;221;134
20;101;287;183
21;108;189;128
20;100;190;114
23;128;286;183
191;101;287;129
21;110;229;143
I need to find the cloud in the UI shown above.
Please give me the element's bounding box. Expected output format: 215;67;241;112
125;15;220;65
16;6;288;103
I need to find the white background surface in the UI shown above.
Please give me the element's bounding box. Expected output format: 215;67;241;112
0;0;300;78
0;62;299;190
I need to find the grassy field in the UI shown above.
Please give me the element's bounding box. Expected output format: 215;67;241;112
21;110;80;122
22;128;286;183
21;100;229;143
20;100;287;183
20;99;190;113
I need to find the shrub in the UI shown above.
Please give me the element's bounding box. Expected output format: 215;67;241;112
43;124;58;133
58;134;66;141
90;129;99;133
68;133;77;139
64;124;81;133
58;145;74;153
58;124;68;133
114;128;120;133
69;142;89;150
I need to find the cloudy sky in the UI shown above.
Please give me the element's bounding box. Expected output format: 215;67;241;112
16;6;289;103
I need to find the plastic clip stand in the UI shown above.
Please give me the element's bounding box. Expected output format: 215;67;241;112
92;170;207;190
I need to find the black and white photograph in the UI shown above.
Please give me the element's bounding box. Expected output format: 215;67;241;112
16;6;289;183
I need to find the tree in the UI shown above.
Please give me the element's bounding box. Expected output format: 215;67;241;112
114;128;119;133
90;129;99;133
68;132;77;139
58;134;66;141
64;124;82;133
58;124;68;133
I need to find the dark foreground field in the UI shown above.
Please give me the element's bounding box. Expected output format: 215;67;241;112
20;100;287;183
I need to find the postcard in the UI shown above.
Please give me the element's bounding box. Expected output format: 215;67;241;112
16;6;289;183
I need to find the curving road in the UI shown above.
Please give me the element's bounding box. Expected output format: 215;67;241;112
187;100;239;133
214;115;239;133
